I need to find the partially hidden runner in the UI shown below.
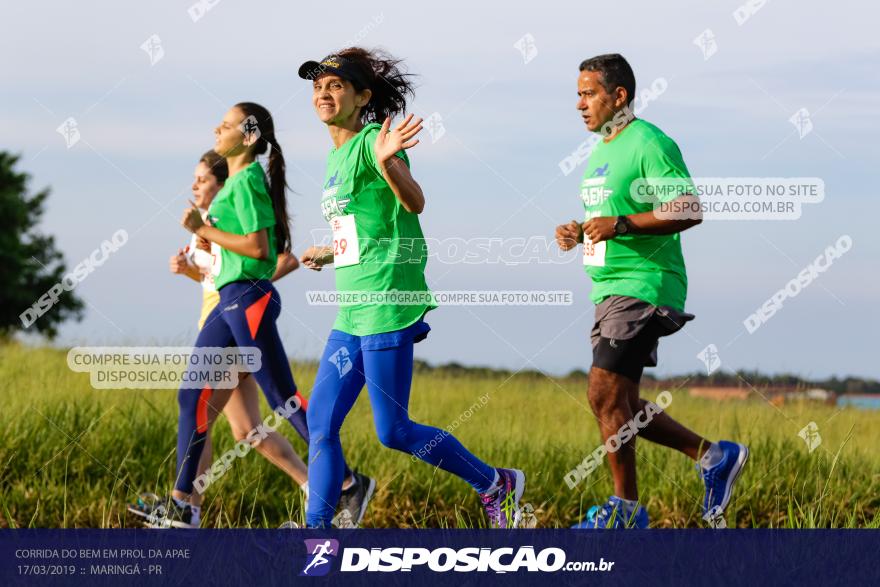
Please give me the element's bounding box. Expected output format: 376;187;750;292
555;53;749;529
296;48;526;528
129;105;373;528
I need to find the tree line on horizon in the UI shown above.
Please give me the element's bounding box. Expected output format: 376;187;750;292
412;360;880;395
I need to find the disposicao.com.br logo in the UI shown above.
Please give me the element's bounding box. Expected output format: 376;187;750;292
300;539;613;575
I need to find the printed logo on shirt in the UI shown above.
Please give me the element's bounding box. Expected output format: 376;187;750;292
325;170;341;189
321;194;351;222
321;196;352;220
592;163;609;177
323;170;343;199
321;172;351;222
580;168;612;208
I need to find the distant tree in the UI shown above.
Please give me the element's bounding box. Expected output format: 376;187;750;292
0;152;83;339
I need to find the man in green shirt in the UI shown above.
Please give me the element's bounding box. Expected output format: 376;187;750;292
555;53;748;529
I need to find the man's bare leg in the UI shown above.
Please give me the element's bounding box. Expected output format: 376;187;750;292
589;366;715;501
633;397;709;461
588;366;639;501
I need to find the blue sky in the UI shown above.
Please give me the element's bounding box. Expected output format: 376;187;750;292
3;0;878;378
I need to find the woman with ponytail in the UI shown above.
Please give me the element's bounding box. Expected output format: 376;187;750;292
297;48;526;529
130;103;373;528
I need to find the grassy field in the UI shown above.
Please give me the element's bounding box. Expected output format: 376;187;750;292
1;343;878;529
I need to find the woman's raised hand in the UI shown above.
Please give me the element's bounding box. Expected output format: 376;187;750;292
374;114;423;165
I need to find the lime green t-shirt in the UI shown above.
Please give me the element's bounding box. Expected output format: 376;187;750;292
580;119;693;310
207;161;277;290
320;122;436;335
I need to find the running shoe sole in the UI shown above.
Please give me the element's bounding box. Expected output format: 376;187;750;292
353;476;376;527
704;444;749;524
507;468;526;528
143;517;197;529
126;493;162;520
127;505;151;520
718;444;749;513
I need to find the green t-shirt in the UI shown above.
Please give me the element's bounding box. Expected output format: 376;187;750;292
321;122;436;335
207;161;277;290
580;119;692;310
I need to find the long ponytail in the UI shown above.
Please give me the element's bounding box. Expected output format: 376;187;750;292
264;135;290;254
234;101;292;254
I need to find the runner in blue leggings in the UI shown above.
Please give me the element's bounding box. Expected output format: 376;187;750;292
297;48;526;528
140;102;371;528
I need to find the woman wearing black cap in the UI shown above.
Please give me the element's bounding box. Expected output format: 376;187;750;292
297;47;526;529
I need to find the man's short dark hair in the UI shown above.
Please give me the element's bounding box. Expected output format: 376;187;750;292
579;53;636;105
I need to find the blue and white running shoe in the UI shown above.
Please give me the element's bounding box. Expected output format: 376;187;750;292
700;441;749;527
571;496;649;529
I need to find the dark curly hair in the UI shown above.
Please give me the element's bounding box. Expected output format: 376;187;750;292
335;47;417;123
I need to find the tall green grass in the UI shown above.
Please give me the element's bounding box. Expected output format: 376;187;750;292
1;343;877;528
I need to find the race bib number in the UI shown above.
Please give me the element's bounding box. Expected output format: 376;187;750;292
582;211;606;267
210;241;222;277
331;214;360;267
583;239;606;267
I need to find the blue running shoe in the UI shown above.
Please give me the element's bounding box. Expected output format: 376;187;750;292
571;496;649;529
480;468;526;528
700;441;749;527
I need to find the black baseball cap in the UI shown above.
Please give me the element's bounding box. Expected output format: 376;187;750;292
297;55;371;88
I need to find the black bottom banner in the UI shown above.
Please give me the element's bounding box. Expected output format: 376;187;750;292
2;529;876;585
